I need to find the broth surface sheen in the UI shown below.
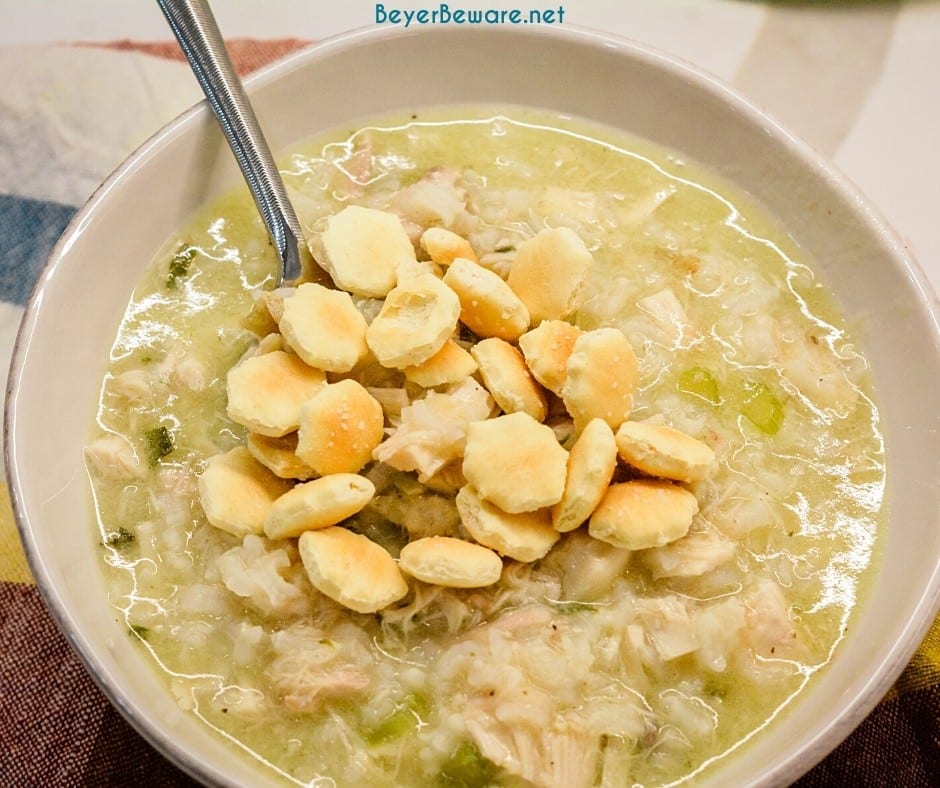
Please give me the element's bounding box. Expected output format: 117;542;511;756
85;107;885;787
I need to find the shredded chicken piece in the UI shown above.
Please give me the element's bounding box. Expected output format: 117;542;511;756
268;623;374;714
428;603;623;787
552;530;631;601
705;479;782;538
635;596;699;661
109;351;207;407
580;693;653;743
280;668;370;714
153;350;209;392
536;186;603;229
381;583;480;639
373;378;494;481
83;434;143;480
694;597;746;672
210;684;269;720
743;578;799;658
390;168;468;236
175;584;232;617
778;328;859;413
465;715;599;788
366;386;410;421
150;464;199;531
231;622;265;666
641;527;736;579
341;132;376;187
216;535;310;618
637;288;690;348
738;315;859;413
174;355;208;391
110;368;155;404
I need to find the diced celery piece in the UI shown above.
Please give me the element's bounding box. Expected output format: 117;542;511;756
408;692;431;717
364;693;430;746
741;381;784;435
439;740;499;787
677;367;720;404
365;706;417;745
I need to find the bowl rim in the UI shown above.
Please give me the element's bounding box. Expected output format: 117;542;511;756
6;21;940;788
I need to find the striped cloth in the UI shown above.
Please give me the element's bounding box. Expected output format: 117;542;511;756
0;36;937;788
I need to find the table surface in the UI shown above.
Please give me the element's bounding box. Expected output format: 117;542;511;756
0;1;937;786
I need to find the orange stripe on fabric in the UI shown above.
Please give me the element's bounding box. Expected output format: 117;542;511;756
897;616;940;695
0;482;32;585
72;38;312;75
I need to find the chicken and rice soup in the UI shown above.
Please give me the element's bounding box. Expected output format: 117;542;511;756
85;108;884;786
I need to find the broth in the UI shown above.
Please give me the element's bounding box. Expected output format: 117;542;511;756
85;107;884;786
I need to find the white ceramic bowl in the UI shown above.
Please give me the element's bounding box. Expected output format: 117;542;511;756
7;24;940;787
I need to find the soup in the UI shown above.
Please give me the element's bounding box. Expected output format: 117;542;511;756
84;108;884;786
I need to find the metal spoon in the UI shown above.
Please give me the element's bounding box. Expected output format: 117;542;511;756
156;0;310;285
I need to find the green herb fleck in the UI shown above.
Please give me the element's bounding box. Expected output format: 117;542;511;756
129;625;150;640
166;245;196;288
493;245;515;253
741;380;784;435
677;367;720;404
145;426;174;468
703;680;729;700
105;527;135;548
553;601;600;615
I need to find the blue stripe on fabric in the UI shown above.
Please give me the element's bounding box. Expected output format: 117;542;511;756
0;194;77;306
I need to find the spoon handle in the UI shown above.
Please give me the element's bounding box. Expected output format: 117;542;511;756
156;0;306;284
